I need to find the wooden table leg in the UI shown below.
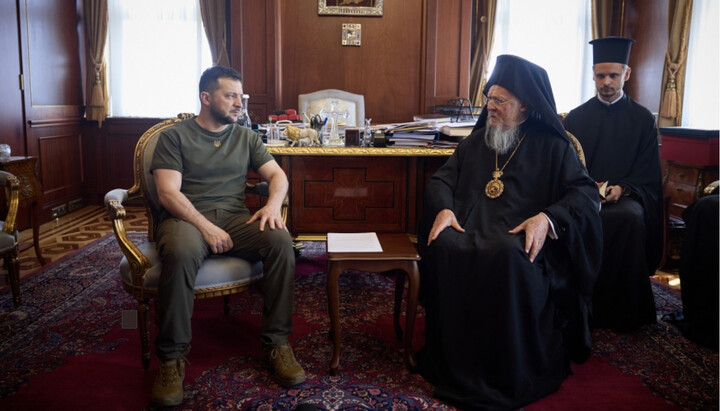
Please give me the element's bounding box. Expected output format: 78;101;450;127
31;201;46;265
393;270;404;340
403;262;419;369
326;262;342;375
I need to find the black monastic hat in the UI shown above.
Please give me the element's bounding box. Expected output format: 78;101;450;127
473;55;567;141
589;37;635;65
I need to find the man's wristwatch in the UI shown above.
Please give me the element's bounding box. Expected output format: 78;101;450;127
620;185;631;196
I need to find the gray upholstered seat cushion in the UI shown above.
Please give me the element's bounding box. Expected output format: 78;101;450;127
119;242;263;292
0;222;19;251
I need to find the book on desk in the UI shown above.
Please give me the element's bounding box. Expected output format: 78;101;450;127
438;120;475;142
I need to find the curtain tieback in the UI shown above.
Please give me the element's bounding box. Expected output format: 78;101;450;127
88;63;105;109
660;61;680;119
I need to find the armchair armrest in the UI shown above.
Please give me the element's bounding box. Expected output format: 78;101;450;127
245;181;299;254
0;171;19;234
703;180;719;196
104;188;152;296
245;182;289;225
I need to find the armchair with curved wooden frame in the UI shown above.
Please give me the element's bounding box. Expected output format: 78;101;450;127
558;113;586;167
0;171;21;308
104;113;289;370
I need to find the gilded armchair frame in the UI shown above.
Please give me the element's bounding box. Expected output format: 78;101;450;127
105;113;288;370
1;171;21;307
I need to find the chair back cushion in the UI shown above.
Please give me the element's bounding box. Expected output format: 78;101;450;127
119;242;263;292
136;114;193;235
142;131;162;218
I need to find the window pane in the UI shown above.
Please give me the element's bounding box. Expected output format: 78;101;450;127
107;0;213;117
487;0;593;113
681;0;719;129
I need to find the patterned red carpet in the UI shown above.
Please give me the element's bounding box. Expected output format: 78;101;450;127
0;230;716;410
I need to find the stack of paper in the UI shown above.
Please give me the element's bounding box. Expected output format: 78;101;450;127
386;121;439;147
327;232;383;253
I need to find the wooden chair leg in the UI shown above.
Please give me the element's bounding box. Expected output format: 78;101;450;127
138;301;151;371
393;270;405;341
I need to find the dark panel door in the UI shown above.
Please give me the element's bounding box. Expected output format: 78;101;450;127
0;0;27;156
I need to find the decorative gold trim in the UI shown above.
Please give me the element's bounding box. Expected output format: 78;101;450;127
267;146;454;157
295;233;328;241
121;280;256;300
318;0;383;16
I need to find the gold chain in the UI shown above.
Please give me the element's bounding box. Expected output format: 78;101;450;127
485;130;528;199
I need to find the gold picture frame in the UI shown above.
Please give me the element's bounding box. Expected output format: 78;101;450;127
318;0;383;17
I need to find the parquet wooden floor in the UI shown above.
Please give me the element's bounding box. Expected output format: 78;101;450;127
6;205;148;282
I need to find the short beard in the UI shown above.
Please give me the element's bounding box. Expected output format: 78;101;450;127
484;120;521;155
209;104;236;125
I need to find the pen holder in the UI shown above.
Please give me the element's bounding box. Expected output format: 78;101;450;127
345;128;361;147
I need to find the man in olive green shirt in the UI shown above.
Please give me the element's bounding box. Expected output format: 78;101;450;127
149;66;304;407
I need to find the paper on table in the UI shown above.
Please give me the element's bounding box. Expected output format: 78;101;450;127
327;232;383;253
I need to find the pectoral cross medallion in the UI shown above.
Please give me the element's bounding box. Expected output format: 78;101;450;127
485;170;504;199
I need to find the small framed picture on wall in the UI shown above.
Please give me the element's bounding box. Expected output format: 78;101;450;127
318;0;383;17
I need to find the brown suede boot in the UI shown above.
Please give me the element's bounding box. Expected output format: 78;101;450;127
262;342;306;387
150;349;189;407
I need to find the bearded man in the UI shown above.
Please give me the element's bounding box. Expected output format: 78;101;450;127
149;66;305;407
416;55;602;410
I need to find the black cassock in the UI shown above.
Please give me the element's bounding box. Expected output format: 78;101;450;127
416;119;602;410
564;95;663;331
679;193;719;349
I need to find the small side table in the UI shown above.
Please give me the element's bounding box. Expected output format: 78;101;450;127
326;233;420;375
0;156;46;265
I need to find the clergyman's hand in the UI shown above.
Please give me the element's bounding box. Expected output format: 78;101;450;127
508;213;549;262
427;209;464;246
201;224;233;254
603;184;623;203
246;205;287;232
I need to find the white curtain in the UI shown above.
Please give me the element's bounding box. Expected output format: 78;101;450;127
487;0;593;113
681;0;719;129
107;0;213;117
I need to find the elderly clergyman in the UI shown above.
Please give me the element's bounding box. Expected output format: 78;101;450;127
416;55;602;410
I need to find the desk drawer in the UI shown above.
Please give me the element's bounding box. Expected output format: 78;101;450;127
667;164;700;185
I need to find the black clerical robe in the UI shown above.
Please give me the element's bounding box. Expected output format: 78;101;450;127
564;94;663;330
416;120;602;411
679;194;719;349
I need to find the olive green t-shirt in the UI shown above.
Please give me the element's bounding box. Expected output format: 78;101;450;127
150;117;273;215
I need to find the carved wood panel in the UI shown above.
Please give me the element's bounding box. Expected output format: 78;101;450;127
290;156;407;233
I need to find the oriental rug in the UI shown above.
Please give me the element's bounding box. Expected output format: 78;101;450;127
0;234;716;410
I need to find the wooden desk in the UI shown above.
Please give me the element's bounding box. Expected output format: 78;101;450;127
660;129;719;268
0;156;46;265
325;233;420;375
267;146;453;237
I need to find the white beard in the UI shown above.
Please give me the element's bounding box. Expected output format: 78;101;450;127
484;120;521;155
